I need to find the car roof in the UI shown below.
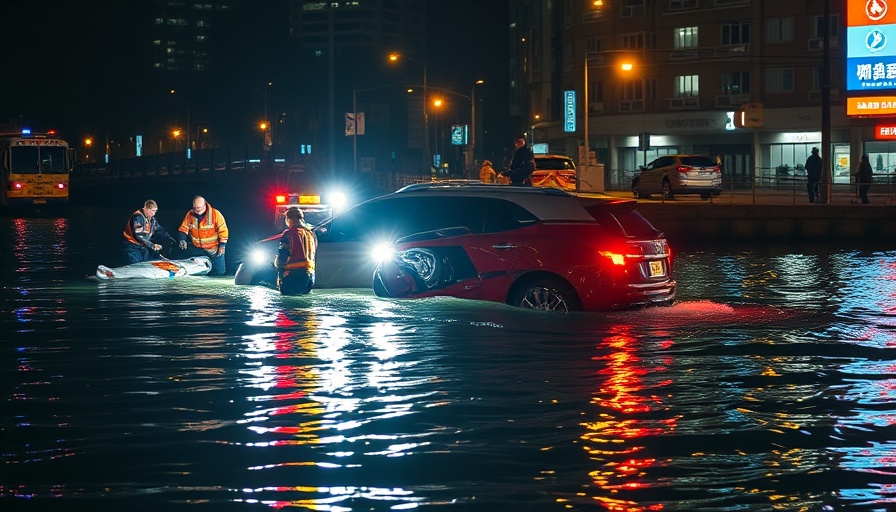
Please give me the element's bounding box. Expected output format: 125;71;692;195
373;182;612;222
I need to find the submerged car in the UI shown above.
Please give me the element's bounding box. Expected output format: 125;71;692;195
235;182;676;312
632;154;722;200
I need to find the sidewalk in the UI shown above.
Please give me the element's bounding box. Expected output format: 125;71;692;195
579;187;896;246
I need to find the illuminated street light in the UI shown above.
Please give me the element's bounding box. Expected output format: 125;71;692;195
169;89;191;159
388;53;429;172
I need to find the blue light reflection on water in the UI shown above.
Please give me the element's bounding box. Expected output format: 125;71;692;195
1;209;896;511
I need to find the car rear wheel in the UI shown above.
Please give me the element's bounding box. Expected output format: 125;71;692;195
662;180;674;200
511;277;580;313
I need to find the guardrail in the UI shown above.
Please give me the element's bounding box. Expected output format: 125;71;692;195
603;167;896;205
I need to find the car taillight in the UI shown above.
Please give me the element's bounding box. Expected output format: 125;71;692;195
9;182;23;190
676;165;691;173
598;250;627;266
56;182;66;190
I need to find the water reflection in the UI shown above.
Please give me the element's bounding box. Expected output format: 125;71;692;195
235;295;443;509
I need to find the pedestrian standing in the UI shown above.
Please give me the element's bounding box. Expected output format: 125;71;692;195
804;147;822;203
854;154;873;204
504;136;535;186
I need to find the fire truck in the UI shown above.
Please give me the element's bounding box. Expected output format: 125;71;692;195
0;129;74;207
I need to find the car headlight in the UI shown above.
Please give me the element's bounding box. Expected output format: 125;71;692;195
371;243;395;263
328;191;348;212
250;248;270;265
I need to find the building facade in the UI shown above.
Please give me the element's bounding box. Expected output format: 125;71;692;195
519;0;883;190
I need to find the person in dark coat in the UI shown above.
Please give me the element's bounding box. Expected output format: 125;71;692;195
504;136;535;186
804;147;822;203
855;154;873;204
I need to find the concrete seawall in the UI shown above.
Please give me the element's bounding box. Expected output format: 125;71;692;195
633;203;896;246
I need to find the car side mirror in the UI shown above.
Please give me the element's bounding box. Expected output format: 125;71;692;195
639;165;646;171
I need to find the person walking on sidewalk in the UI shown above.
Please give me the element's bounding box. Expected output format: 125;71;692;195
804;147;822;203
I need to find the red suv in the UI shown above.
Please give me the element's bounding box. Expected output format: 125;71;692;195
369;183;675;312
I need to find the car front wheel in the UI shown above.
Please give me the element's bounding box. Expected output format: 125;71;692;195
511;277;580;313
632;179;644;199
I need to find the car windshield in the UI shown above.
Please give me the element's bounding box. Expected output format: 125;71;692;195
535;158;575;171
583;201;660;239
679;156;717;168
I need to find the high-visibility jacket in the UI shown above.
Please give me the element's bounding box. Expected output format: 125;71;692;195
280;226;317;273
178;204;228;251
123;209;164;248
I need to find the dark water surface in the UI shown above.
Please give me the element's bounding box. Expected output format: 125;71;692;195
2;207;895;512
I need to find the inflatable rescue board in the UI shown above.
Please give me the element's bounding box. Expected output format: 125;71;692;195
95;256;212;280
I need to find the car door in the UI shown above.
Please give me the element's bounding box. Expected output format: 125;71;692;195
315;197;423;288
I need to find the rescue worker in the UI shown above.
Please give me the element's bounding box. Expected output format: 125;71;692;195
479;160;497;184
122;199;175;264
274;207;317;296
177;195;229;276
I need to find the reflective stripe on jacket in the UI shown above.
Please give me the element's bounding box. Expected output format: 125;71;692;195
282;226;317;273
178;204;228;250
123;209;155;248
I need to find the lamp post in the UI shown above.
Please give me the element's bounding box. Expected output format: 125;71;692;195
169;89;191;159
389;53;428;173
469;80;484;176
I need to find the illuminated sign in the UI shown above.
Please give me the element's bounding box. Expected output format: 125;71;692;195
451;125;468;145
846;95;896;114
875;123;896;138
564;90;576;132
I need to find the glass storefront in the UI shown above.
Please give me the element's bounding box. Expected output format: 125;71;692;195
766;142;852;184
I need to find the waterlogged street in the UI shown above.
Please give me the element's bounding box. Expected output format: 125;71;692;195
2;208;896;511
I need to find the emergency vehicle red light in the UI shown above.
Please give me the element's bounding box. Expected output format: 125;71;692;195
275;194;287;204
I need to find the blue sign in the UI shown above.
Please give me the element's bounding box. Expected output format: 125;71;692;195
847;23;896;91
564;90;576;132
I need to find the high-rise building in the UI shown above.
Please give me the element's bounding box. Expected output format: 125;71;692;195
516;0;871;191
148;0;242;73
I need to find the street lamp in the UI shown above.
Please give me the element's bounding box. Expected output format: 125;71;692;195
388;53;428;173
169;89;191;159
470;80;484;175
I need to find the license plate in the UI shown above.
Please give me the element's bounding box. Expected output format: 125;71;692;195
33;199;47;205
649;260;664;277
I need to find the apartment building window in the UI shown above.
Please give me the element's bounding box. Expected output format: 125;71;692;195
675;75;699;97
622;79;645;100
721;71;750;94
721;22;750;45
766;68;794;93
622;32;646;49
766;17;794;43
674;27;698;49
812;13;840;38
590;81;605;103
669;0;697;10
621;0;645;18
587;37;603;54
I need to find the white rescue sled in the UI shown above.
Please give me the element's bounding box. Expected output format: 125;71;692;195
95;256;212;280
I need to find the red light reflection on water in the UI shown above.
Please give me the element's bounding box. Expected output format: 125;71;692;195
581;323;677;511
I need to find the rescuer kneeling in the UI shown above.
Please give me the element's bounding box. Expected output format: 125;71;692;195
275;207;317;295
177;195;229;276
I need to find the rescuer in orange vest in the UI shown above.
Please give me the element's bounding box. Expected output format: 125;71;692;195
122;199;176;264
274;207;317;295
176;195;229;276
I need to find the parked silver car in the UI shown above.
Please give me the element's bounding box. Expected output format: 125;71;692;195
632;154;722;200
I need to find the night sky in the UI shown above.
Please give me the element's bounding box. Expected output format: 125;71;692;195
1;1;510;159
